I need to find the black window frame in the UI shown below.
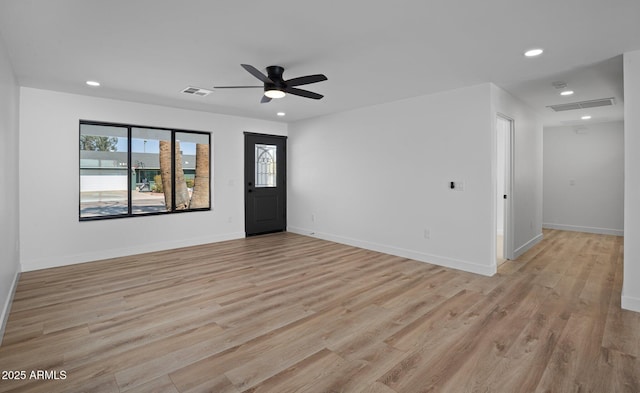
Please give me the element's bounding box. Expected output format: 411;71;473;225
79;120;211;221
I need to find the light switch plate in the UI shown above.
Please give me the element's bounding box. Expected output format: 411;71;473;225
450;181;465;191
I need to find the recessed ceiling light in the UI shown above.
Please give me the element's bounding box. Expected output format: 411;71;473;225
86;80;100;87
560;90;574;96
277;112;286;117
524;48;544;57
581;115;592;120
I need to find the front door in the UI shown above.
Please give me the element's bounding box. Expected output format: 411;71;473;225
244;133;287;236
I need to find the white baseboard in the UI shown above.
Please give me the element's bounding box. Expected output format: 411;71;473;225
1;270;20;345
21;232;246;272
513;233;544;259
621;294;640;313
288;226;496;277
543;223;623;236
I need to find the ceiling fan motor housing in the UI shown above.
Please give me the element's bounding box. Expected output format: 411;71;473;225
265;65;286;93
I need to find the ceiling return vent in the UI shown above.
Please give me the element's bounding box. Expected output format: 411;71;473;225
547;97;615;112
181;86;213;97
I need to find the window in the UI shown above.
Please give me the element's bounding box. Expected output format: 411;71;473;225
80;121;211;220
79;124;129;218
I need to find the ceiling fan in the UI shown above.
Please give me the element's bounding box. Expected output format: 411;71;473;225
214;64;328;103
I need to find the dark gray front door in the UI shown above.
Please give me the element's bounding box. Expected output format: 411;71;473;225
244;133;287;236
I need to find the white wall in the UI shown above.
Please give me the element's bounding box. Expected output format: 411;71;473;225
19;88;287;271
623;50;640;312
288;83;498;276
0;33;21;342
491;85;543;258
543;122;624;236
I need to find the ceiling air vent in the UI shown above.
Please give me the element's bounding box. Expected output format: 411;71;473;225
552;81;568;89
181;86;213;97
547;97;615;112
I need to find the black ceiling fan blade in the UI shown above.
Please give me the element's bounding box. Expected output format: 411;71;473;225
285;74;327;87
261;95;272;104
284;87;324;100
213;86;263;89
241;64;273;84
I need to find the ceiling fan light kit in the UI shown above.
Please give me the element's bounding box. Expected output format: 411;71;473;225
214;64;327;103
264;89;286;99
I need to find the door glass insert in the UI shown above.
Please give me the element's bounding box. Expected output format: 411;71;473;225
255;144;277;187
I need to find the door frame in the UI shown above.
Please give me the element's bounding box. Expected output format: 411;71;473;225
496;114;515;262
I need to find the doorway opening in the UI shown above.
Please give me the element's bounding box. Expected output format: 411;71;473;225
496;114;514;264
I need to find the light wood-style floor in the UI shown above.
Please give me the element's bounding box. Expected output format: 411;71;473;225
0;229;638;392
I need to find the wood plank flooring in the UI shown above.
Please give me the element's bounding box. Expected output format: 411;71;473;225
0;229;638;392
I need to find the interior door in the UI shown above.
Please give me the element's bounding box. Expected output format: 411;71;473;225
244;133;287;236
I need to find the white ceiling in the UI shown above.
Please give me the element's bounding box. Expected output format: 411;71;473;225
0;0;638;125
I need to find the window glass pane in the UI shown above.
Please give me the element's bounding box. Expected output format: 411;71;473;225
80;124;128;218
255;144;277;188
176;132;210;209
131;128;172;214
